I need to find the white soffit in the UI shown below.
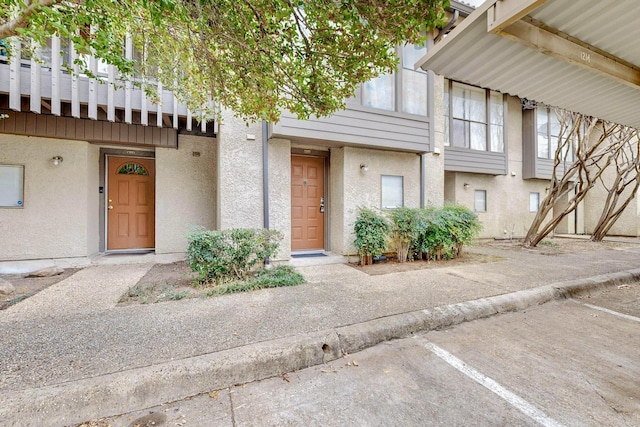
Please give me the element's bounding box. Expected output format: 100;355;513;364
418;0;640;128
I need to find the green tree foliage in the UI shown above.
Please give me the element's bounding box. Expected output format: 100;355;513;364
1;0;449;121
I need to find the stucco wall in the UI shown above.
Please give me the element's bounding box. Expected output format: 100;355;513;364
583;167;640;237
329;147;346;254
155;135;217;253
425;73;446;206
0;135;95;260
335;146;421;255
217;111;264;230
443;97;549;239
268;138;292;260
86;144;100;255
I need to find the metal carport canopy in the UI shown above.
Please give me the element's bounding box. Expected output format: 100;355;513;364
417;0;640;129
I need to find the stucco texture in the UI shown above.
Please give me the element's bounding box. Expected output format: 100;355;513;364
425;72;445;207
155;135;217;254
332;146;421;255
268;138;292;261
583;160;640;237
0;135;98;260
216;111;264;230
443;97;548;239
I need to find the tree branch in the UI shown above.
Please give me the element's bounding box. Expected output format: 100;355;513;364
0;0;59;39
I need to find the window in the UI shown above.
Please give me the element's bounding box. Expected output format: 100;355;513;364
117;163;149;175
360;43;428;116
536;105;574;161
474;190;487;212
401;43;427;116
529;192;540;212
381;175;404;209
362;74;395;111
0;165;25;208
444;80;504;152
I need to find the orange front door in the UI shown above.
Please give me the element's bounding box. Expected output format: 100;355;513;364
291;156;325;251
107;157;155;250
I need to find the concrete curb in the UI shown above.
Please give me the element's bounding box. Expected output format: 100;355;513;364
5;268;640;426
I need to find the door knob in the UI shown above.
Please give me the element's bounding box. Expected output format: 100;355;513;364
108;205;113;210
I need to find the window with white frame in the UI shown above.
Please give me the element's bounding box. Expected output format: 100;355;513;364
381;175;404;209
529;192;540;212
474;189;487;212
536;105;574;161
0;164;25;208
360;43;428;116
444;80;504;152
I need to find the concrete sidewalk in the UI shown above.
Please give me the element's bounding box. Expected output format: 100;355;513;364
2;242;640;426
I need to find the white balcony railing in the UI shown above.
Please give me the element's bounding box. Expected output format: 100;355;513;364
0;36;212;132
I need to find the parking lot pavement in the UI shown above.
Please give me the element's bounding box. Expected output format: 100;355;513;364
95;288;640;427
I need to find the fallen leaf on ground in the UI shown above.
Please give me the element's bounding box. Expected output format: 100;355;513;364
209;391;219;399
618;284;631;289
321;365;337;374
352;360;359;367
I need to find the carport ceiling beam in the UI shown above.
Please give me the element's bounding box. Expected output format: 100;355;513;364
487;0;549;33
497;18;640;89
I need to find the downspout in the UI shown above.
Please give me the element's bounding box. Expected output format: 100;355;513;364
262;120;270;265
420;154;425;208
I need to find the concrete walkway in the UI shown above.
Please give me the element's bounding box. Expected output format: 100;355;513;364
2;242;640;426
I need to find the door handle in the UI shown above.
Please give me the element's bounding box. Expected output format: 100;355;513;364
319;197;325;213
108;205;113;210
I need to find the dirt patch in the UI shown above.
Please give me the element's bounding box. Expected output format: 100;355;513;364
349;252;504;276
482;237;638;255
0;269;80;310
349;237;639;275
118;261;198;305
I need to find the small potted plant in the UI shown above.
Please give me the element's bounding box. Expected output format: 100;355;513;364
353;207;390;266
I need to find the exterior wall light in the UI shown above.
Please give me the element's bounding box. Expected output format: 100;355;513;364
50;156;64;167
360;164;369;174
463;183;470;189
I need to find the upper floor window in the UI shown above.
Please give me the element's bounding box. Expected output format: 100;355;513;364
444;80;504;152
360;43;428;116
536;105;574;161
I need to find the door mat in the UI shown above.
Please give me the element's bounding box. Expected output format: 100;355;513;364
291;253;327;258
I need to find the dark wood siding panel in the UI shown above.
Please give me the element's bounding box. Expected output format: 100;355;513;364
272;108;430;152
444;147;507;175
522;108;536;179
0;109;177;148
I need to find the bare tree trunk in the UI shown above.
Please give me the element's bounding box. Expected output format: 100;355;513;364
523;112;626;247
591;134;640;241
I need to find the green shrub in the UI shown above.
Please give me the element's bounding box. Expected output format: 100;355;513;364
416;204;481;260
353;207;391;265
186;228;282;283
388;207;424;262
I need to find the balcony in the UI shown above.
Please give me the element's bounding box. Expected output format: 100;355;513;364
0;37;215;146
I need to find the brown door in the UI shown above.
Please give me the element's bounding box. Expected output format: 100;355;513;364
107;156;155;250
291;156;325;251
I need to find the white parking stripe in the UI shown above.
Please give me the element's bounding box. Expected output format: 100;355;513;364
581;303;640;323
417;338;565;427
